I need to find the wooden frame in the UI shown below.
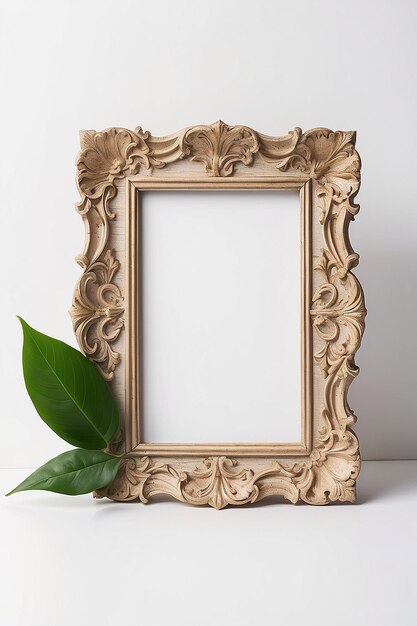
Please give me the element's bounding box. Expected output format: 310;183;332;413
71;121;366;508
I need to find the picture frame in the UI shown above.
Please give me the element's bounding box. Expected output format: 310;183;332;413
70;121;366;508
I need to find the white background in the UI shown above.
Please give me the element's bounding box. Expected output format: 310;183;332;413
1;0;416;466
142;191;300;443
1;2;417;625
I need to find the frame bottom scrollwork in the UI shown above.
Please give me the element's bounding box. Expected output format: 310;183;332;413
95;434;360;509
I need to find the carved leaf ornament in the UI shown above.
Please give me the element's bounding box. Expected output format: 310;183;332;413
71;121;366;507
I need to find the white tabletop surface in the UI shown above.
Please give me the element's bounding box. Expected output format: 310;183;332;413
1;460;416;626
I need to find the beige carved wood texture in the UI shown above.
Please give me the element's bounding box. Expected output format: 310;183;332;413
70;122;366;508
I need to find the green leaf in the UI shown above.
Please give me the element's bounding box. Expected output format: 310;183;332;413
18;318;119;449
6;449;122;496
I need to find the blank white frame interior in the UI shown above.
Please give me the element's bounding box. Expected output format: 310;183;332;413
141;190;301;443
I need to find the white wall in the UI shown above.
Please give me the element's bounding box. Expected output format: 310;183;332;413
1;0;416;466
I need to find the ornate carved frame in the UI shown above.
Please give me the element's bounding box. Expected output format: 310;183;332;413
70;121;366;508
